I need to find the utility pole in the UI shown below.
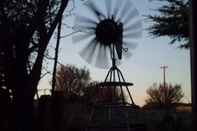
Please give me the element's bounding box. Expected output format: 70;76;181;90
51;7;63;96
160;65;168;88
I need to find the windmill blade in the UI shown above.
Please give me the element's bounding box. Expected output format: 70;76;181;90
95;45;110;68
118;0;132;21
75;16;97;28
73;24;96;33
123;8;139;26
113;0;124;21
123;30;142;39
79;38;98;64
105;0;113;18
75;14;98;26
72;32;94;44
124;20;142;33
85;0;106;20
73;0;142;68
123;42;138;50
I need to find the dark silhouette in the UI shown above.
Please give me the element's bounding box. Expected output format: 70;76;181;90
147;0;191;48
51;8;63;96
191;1;197;131
0;0;194;131
144;83;184;109
0;0;69;130
147;0;194;130
54;64;90;99
85;82;125;104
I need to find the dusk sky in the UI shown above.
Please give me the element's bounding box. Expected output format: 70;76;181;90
38;0;191;106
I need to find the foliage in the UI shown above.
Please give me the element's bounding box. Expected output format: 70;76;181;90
0;0;70;95
145;83;184;109
55;65;123;103
55;64;91;99
147;0;191;48
0;0;69;130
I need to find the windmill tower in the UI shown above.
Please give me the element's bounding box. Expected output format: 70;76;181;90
73;0;144;130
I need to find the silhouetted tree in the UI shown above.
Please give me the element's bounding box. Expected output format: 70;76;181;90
0;0;69;131
54;65;123;104
147;0;191;48
55;64;91;100
144;83;184;109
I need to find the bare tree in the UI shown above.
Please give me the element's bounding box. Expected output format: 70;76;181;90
145;83;184;109
55;64;91;100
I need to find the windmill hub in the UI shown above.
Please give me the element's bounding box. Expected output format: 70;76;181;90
95;19;123;46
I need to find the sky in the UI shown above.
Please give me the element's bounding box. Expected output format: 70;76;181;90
38;0;191;106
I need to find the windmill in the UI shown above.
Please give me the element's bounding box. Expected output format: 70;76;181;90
73;0;142;104
73;0;142;68
72;0;143;130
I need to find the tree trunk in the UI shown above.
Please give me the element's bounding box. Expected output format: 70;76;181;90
11;32;34;131
1;0;70;130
